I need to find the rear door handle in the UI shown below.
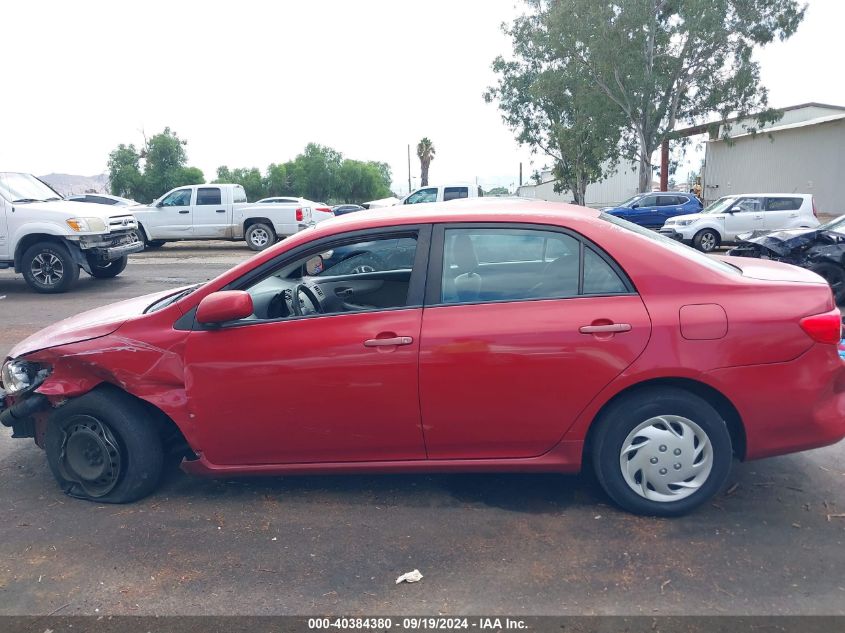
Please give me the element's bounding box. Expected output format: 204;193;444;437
216;209;226;213
178;210;190;214
579;323;632;334
364;336;413;347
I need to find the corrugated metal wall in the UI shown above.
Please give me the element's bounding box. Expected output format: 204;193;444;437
517;163;640;208
703;118;844;213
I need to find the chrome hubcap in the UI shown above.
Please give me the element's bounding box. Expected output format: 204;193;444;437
31;252;64;285
619;415;713;502
250;228;269;247
60;416;122;497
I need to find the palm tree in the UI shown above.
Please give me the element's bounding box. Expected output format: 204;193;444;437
416;138;435;187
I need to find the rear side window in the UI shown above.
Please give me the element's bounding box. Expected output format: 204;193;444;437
196;187;222;205
444;187;469;201
766;197;802;211
233;186;247;203
440;227;628;304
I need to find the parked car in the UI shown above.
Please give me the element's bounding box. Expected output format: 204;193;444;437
0;172;143;293
660;194;819;252
256;196;333;223
3;199;844;516
66;193;140;207
602;192;702;228
332;204;365;216
728;214;845;303
400;183;484;205
133;184;330;251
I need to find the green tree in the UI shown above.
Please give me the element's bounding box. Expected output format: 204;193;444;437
416;138;435;186
286;143;343;202
179;166;205;186
486;16;625;206
264;163;290;197
107;144;142;199
485;187;510;196
336;160;393;203
521;0;805;192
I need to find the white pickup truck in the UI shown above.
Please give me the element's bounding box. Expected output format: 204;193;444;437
399;182;484;205
0;172;143;293
133;183;322;251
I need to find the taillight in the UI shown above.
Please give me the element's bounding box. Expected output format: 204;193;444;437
296;208;303;222
799;310;842;345
812;197;818;218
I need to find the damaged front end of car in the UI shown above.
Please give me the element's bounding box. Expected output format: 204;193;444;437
0;360;52;439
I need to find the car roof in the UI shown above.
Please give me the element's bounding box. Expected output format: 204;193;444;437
322;197;599;231
720;193;812;197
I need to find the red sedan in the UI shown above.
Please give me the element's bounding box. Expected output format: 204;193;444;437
2;199;844;516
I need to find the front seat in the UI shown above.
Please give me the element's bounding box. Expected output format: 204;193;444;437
444;234;482;303
531;255;578;298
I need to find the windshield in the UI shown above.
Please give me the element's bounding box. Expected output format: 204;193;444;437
818;214;845;233
600;213;740;275
616;195;642;208
0;172;62;203
700;196;738;215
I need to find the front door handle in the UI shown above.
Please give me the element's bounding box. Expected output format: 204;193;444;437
579;323;632;334
216;209;226;213
364;336;413;347
178;210;190;214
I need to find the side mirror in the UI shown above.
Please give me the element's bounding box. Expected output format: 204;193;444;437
728;206;740;213
631;203;639;209
155;201;163;208
196;291;254;325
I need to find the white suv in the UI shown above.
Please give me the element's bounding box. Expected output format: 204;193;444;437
659;194;819;252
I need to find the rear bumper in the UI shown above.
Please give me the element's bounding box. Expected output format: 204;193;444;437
707;344;845;460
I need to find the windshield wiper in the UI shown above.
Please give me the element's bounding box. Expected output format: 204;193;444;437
44;197;62;201
12;198;41;203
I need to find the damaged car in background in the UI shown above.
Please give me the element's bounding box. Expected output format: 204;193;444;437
729;215;845;303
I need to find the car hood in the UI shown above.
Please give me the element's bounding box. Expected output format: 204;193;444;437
8;287;188;359
666;212;717;223
17;199;130;220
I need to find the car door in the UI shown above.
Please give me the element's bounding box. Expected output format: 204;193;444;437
191;186;230;238
183;226;431;466
419;224;652;460
628;194;659;226
150;188;194;238
655;195;684;226
764;196;804;230
723;196;764;239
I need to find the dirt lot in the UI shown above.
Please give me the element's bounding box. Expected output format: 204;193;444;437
1;242;844;616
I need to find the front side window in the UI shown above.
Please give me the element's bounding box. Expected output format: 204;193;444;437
766;197;802;211
161;189;192;207
240;234;419;321
733;197;763;213
405;188;437;204
440;227;626;304
443;187;469;201
196;187;222;205
637;196;658;207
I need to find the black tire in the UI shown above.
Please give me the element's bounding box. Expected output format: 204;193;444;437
808;262;845;304
146;240;167;249
693;229;720;252
87;255;128;279
591;387;733;517
45;386;164;503
21;241;80;293
245;222;276;251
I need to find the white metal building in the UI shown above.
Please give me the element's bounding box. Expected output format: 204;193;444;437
516;163;640;208
702;103;845;213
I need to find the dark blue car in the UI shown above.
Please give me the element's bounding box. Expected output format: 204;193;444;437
602;192;702;228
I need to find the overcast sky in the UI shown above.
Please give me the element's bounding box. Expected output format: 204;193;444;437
1;0;841;195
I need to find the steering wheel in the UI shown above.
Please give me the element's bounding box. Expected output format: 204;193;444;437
291;283;324;316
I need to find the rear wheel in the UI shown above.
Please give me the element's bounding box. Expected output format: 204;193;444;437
809;262;845;304
45;387;164;503
693;229;720;252
591;387;733;516
245;222;276;251
21;241;79;293
87;255;128;279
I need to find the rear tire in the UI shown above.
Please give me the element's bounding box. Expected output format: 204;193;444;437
693;229;720;252
21;241;79;293
45;387;164;503
87;255;128;279
146;240;167;249
245;222;276;251
591;387;733;516
808;262;845;304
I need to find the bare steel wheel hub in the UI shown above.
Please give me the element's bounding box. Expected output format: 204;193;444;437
60;415;122;497
619;415;713;502
250;228;270;247
31;252;64;285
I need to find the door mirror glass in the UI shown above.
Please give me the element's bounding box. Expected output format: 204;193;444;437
305;255;324;276
631;203;639;209
196;291;254;325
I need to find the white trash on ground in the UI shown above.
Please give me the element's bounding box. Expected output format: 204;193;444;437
395;569;423;584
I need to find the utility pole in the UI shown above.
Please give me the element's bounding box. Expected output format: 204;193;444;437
519;162;523;187
407;144;412;194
